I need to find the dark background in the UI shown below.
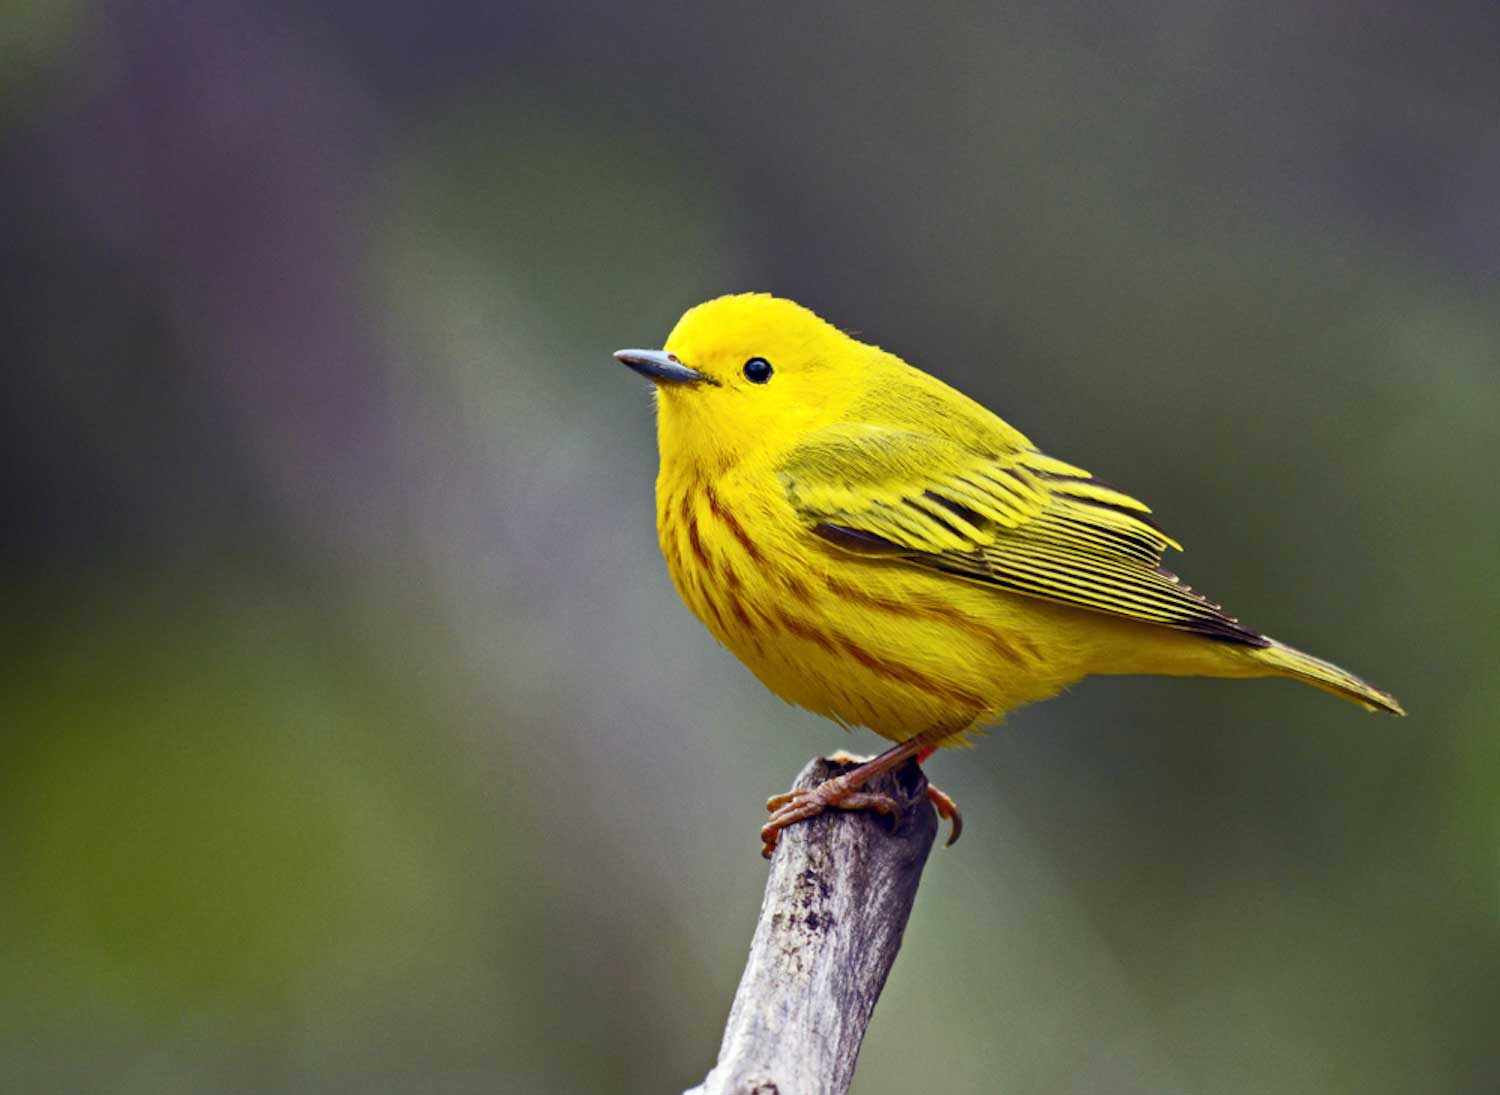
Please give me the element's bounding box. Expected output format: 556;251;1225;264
4;3;1498;1092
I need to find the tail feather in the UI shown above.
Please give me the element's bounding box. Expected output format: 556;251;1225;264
1255;640;1406;716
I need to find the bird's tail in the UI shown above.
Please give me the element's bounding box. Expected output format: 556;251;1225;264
1253;640;1406;716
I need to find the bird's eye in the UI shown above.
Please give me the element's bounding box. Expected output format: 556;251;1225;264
743;357;774;384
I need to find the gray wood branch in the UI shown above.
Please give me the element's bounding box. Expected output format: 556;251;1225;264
684;755;939;1095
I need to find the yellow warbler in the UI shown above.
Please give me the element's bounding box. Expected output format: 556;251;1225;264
615;294;1403;856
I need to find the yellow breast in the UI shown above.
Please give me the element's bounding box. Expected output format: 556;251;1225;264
655;460;1086;745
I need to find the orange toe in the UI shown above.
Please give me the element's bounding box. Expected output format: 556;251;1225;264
926;784;963;846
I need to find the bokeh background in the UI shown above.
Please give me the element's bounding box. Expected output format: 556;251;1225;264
4;3;1498;1092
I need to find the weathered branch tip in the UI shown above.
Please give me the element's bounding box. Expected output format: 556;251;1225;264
684;754;939;1095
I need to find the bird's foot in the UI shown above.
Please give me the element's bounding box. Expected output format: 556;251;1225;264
926;784;963;847
761;775;900;859
828;747;964;847
759;749;964;857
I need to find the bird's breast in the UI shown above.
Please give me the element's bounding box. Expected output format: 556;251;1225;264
654;463;1066;741
655;464;791;652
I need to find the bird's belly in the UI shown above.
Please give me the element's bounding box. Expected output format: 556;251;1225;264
658;479;1083;742
715;589;1012;742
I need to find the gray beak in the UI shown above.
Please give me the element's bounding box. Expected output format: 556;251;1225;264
613;349;718;387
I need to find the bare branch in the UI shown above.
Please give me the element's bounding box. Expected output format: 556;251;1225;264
685;755;939;1095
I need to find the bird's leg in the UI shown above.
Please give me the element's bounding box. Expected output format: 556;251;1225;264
761;735;963;858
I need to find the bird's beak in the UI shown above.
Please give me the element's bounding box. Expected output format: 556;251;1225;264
613;349;718;387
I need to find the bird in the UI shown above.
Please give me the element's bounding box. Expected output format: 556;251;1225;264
614;294;1404;857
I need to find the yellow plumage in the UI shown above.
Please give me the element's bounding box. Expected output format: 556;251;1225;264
616;294;1402;850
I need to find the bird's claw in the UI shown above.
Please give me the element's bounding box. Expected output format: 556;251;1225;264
926;785;963;846
761;780;901;858
759;751;963;857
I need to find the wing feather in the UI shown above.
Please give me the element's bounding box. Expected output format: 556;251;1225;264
780;423;1265;646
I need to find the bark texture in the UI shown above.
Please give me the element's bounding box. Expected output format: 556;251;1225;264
684;754;939;1095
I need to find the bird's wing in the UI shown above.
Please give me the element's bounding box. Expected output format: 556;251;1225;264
778;423;1264;644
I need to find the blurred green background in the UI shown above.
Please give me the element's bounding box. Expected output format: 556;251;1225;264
3;3;1497;1092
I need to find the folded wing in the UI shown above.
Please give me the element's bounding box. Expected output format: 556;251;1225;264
779;423;1265;646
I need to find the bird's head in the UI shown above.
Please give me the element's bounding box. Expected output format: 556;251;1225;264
615;294;865;468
